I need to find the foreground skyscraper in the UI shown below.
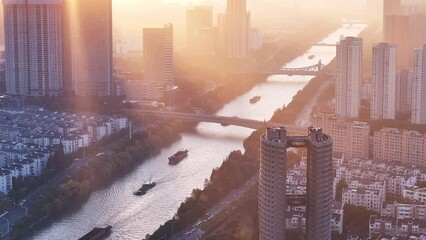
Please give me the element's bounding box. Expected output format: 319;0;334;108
4;0;64;96
64;0;113;96
371;43;397;120
225;0;250;58
412;46;426;124
259;127;333;240
336;37;363;118
143;23;174;100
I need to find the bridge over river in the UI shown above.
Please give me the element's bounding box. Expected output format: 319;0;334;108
124;109;307;135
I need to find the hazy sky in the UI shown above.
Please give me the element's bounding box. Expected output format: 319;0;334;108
112;0;368;31
111;0;368;44
112;0;225;32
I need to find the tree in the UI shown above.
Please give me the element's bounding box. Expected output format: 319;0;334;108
343;205;378;237
336;179;348;201
48;144;67;169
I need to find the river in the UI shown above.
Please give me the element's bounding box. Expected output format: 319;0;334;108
30;23;365;240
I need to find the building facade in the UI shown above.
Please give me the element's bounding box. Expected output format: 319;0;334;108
259;127;333;240
396;69;412;117
336;37;363;118
142;23;174;100
371;43;397;120
4;0;64;96
313;114;370;159
373;128;426;166
225;0;250;58
64;0;113;96
259;127;287;240
412;46;426;124
186;6;214;55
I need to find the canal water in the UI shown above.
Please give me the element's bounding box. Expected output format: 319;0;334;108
31;23;365;240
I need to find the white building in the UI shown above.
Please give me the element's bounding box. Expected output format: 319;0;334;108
382;201;426;220
371;43;397;120
4;0;64;96
332;201;344;234
25;153;49;173
112;116;128;132
14;159;37;176
369;215;397;236
62;135;83;155
43;131;62;147
342;188;384;212
403;187;426;203
3;164;23;178
0;170;12;195
87;123;107;142
412;45;426;124
336;37;363;118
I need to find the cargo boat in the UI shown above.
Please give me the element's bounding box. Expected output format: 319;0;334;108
168;149;189;165
79;226;112;240
249;96;261;104
134;182;156;195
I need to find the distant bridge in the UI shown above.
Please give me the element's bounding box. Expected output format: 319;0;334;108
265;60;326;76
314;43;336;47
124;109;307;134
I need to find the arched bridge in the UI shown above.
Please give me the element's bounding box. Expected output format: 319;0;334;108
266;60;326;76
124;109;306;134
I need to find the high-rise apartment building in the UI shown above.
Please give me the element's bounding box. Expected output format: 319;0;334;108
225;0;250;58
64;0;113;96
259;127;333;240
371;43;397;120
4;0;64;96
336;37;363;118
396;69;412;117
373;128;426;166
412;46;426;124
143;23;174;100
187;6;214;55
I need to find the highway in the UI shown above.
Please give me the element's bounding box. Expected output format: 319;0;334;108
174;175;259;240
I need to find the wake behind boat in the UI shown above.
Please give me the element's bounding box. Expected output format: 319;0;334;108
79;226;112;240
